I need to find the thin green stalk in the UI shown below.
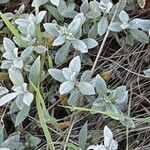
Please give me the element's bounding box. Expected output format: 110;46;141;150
30;81;55;150
36;92;55;150
0;12;27;47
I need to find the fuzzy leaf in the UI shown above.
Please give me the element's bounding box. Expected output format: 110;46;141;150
119;10;129;23
59;81;75;95
0;86;9;96
55;43;70;65
78;122;88;150
8;68;24;86
82;38;98;49
68;90;80;106
69;56;81;74
0;93;17;107
48;69;66;82
3;38;16;53
29;56;41;86
50;0;60;6
33;45;47;54
72;40;88;53
108;22;122;32
95;75;107;95
23;92;34;106
1;134;20;150
35;11;46;24
130;29;149;44
15;105;30;126
98;17;108;36
78;82;95;95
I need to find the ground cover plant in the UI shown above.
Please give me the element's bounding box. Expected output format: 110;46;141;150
0;0;150;149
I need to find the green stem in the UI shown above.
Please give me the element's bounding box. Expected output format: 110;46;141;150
36;92;55;150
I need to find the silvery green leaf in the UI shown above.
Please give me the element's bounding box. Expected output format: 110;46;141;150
86;10;101;19
60;8;78;18
12;85;23;95
69;56;81;74
90;0;101;13
73;12;85;25
92;99;106;112
15;19;29;27
29;56;41;86
106;104;120;120
87;144;107;150
0;93;17;106
15;105;30;126
80;0;89;14
59;81;75;95
95;75;107;95
21;46;33;61
8;68;24;86
1;134;20;150
130;29;149;44
55;43;70;65
113;86;128;104
3;38;16;53
78;82;95;95
32;0;48;7
98;17;108;36
35;11;46;24
57;0;67;13
68;90;80;106
144;69;150;77
0;86;9;96
18;4;25;14
78;122;88;150
3;52;16;60
80;70;92;82
4;12;14;20
16;95;24;109
72;40;88;53
62;68;73;80
52;36;65;46
13;58;23;69
120;118;135;128
43;23;59;37
82;38;98;49
27;22;35;36
1;60;12;69
0;123;4;144
50;0;60;6
106;2;113;13
104;126;113;148
0;148;10;150
129;19;150;31
46;5;63;21
120;22;129;30
68;19;82;35
48;69;66;82
23;92;34;106
18;26;27;35
125;34;134;46
0;0;10;4
110;0;126;15
119;10;129;23
88;24;98;38
108;22;122;32
33;45;47;54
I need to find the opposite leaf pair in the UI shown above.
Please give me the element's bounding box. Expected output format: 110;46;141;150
48;56;95;96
